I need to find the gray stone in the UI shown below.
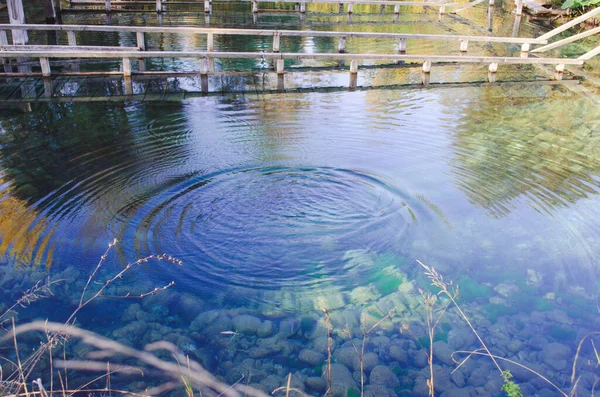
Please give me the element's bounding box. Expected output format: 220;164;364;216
507;340;524;353
432;341;454;366
494;282;520;298
232;314;262;335
447;327;477;350
365;384;391;397
299;349;326;367
260;375;283;393
313;335;336;355
412;349;428;368
369;365;400;388
451;369;466;388
257;320;274;338
279;318;301;338
362;352;380;373
389;344;409;365
305;376;327;393
541;343;571;371
321;363;359;397
335;346;358;369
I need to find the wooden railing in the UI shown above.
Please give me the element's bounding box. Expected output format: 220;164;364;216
0;24;547;55
67;0;459;14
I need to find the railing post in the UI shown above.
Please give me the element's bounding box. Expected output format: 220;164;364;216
422;60;431;85
339;3;344;13
554;64;564;81
6;0;28;45
515;0;523;15
204;0;210;13
156;0;163;13
338;36;346;53
398;38;406;53
272;33;280;52
300;2;306;13
122;57;131;77
349;59;358;88
348;3;354;13
252;0;258;13
105;0;111;12
276;58;285;75
40;57;51;77
520;43;529;57
460;40;468;52
199;57;209;93
67;30;77;46
394;4;400;13
439;5;446;14
489;0;495;6
422;60;431;73
488;63;498;83
136;32;145;50
207;32;214;51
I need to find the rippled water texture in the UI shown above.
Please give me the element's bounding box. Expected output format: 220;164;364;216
1;83;600;314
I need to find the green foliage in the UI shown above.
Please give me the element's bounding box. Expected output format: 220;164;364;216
561;0;600;9
501;371;524;397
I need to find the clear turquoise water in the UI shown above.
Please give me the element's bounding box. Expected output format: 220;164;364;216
1;2;600;397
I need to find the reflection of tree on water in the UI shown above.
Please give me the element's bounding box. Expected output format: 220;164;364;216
0;101;187;267
447;86;600;217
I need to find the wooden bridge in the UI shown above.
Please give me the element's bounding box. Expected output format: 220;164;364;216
0;1;598;100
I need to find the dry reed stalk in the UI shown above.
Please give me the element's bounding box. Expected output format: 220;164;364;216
417;260;502;374
452;350;571;397
3;321;271;397
0;239;181;396
322;308;333;397
343;308;395;397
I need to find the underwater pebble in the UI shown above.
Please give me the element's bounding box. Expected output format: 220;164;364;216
298;349;325;367
369;365;400;388
232;314;262;335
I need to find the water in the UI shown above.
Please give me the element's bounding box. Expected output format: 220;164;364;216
1;2;600;397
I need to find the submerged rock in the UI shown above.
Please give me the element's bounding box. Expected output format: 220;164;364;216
369;365;400;388
541;342;571;371
321;363;359;397
232;314;262;335
298;349;325;367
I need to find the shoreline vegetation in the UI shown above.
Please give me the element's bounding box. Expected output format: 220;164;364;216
0;241;598;396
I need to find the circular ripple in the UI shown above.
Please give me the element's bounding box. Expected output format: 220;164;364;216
113;166;417;300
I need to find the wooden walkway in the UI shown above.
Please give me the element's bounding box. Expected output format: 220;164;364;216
0;7;597;98
66;0;459;15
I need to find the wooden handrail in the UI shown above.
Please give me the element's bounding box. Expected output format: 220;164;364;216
0;24;547;44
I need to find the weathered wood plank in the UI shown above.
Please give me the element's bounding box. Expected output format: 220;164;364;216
532;26;600;53
0;49;584;65
538;7;600;40
0;24;546;44
0;44;141;51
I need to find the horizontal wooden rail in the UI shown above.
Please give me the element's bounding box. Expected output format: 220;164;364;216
532;25;600;53
0;49;583;88
0;24;547;45
1;44;140;52
68;0;459;13
0;49;583;63
538;7;600;41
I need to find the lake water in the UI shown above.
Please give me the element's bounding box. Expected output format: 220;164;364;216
1;2;600;397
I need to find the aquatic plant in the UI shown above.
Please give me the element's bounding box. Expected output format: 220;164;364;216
501;370;523;397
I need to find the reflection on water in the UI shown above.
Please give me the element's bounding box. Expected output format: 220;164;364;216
2;3;600;396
